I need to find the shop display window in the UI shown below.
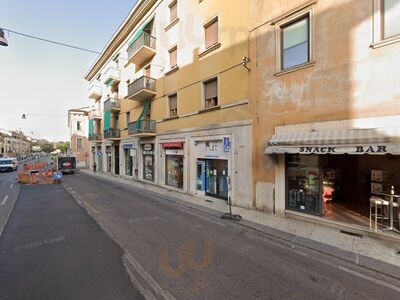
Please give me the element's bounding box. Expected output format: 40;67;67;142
166;155;183;189
287;154;321;215
143;155;154;181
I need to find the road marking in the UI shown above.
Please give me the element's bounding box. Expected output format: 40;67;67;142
9;183;13;189
338;266;400;293
1;195;9;206
84;201;100;214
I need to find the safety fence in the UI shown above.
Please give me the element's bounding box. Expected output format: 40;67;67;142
18;161;63;184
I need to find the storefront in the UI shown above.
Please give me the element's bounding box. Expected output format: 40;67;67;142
142;143;155;181
267;125;400;228
194;138;230;200
122;143;134;176
105;145;112;173
162;142;184;189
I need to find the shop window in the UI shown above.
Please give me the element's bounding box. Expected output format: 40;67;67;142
165;154;183;189
169;0;178;23
203;78;218;108
287;154;321;215
204;17;219;49
169;46;178;69
168;93;178;117
281;14;310;70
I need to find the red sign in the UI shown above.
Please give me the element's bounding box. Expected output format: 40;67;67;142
161;142;183;149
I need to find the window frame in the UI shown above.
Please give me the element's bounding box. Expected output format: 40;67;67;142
203;15;219;50
167;93;178;117
169;0;178;24
168;45;178;69
202;77;219;109
373;0;400;47
77;138;83;149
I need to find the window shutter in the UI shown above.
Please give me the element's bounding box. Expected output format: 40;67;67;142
170;2;177;23
169;47;177;68
169;94;177;110
204;79;218;100
205;18;218;48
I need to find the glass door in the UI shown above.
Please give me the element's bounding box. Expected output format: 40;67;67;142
205;159;228;200
196;160;206;195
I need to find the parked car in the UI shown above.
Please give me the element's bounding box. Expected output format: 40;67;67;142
0;157;18;172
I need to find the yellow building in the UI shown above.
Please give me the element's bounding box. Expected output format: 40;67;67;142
85;0;253;207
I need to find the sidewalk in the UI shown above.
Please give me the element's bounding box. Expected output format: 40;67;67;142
79;169;400;278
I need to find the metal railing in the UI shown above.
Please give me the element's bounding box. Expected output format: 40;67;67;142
127;32;156;59
128;119;156;135
127;76;156;98
104;98;121;111
89;133;102;141
89;109;102;119
103;128;120;139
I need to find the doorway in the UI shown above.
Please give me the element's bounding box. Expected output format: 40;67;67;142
114;145;120;175
198;159;228;200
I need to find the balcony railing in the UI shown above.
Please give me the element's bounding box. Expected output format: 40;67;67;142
88;85;102;100
127;32;156;66
104;128;120;139
89;133;102;141
104;98;121;112
104;67;121;85
127;76;156;102
89;109;102;120
128;119;156;136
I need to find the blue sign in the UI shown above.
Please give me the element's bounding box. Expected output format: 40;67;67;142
96;151;103;156
123;144;133;149
223;137;230;152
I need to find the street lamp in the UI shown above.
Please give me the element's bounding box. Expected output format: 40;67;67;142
0;29;8;47
21;114;27;119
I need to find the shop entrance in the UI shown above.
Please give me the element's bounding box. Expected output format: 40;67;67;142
197;159;228;200
287;154;400;227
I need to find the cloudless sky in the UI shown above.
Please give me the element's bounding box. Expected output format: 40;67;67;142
0;0;136;141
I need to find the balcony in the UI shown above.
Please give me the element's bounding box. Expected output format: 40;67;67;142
89;133;102;141
104;98;121;112
104;67;121;85
128;119;156;137
104;128;120;140
126;76;156;102
127;32;156;67
88;85;102;100
89;109;102;120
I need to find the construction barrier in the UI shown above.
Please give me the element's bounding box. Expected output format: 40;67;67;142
18;161;63;184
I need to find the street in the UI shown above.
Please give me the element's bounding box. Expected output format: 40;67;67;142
1;171;400;299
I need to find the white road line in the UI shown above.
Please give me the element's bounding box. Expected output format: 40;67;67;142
9;183;13;189
1;195;9;206
338;266;400;293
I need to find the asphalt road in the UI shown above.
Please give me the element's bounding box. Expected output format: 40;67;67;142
0;182;142;300
0;170;19;236
62;173;400;300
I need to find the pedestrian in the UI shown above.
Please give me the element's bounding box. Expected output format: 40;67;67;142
93;161;97;173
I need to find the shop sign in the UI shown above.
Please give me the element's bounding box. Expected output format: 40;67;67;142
196;140;229;159
166;149;184;155
298;145;388;154
96;151;103;156
123;144;133;149
143;144;153;151
224;137;230;152
161;142;183;149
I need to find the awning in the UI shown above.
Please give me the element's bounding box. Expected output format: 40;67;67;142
128;18;153;46
265;128;400;155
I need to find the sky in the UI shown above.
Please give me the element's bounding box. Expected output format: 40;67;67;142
0;0;136;141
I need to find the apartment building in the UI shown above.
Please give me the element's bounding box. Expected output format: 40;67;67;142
0;129;32;158
250;0;400;228
85;0;252;207
68;109;90;168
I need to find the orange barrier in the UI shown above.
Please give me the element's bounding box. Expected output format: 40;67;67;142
18;161;61;184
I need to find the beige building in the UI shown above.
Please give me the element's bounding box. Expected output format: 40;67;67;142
250;0;400;228
85;0;252;206
68;109;90;168
0;130;32;158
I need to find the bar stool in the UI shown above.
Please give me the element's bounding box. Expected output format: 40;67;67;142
370;197;389;231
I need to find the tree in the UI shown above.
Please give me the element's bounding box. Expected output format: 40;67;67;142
33;139;54;153
55;141;70;154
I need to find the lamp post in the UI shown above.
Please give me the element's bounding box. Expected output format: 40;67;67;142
0;29;8;47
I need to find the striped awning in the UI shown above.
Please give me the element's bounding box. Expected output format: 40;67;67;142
265;128;400;155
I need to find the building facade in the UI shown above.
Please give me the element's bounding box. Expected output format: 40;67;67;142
68;109;90;168
85;0;253;207
250;0;400;227
0;129;32;158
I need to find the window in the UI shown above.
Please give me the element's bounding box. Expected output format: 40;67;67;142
77;121;82;131
169;46;177;69
126;111;130;127
382;0;400;39
169;1;177;23
203;78;218;108
77;138;82;149
168;94;178;117
204;17;219;49
281;15;310;70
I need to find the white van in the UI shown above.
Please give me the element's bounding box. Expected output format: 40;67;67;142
0;157;18;172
